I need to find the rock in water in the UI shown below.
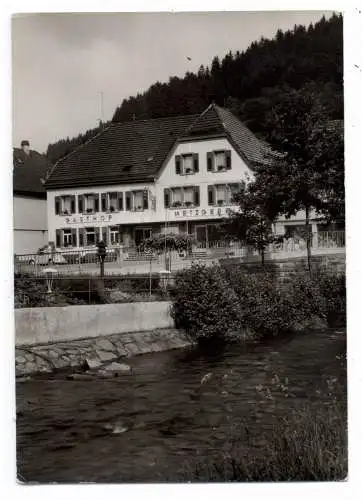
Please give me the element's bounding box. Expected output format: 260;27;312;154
201;372;213;385
84;357;102;370
104;362;131;372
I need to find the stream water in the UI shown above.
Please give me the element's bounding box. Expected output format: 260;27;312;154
16;328;346;483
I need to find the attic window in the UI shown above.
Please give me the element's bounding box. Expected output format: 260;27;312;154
147;156;153;162
207;150;232;172
123;165;132;171
175;153;199;175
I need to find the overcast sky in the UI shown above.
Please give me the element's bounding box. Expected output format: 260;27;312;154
12;11;333;154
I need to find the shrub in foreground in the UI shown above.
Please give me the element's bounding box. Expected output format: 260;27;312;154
170;264;243;344
171;263;346;344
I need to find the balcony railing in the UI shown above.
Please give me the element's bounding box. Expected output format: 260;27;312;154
14;231;345;276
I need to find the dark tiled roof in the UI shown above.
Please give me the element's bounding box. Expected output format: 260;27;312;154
44;104;272;190
45;115;198;189
13;148;52;198
181;104;273;166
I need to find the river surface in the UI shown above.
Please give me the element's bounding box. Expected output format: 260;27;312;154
16;328;346;483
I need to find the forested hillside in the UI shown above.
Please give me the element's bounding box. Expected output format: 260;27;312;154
46;13;342;165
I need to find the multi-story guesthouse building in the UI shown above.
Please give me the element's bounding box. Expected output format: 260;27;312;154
43;104;332;253
13;141;51;254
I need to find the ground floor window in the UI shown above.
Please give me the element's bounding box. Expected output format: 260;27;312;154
63;229;73;247
109;226;120;245
85;227;97;246
55;228;77;248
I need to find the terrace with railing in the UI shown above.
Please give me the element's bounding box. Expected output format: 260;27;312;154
14;230;345;276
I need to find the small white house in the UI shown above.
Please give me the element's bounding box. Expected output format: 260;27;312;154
13;140;51;254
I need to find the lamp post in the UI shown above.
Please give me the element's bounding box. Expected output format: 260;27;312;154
41;267;58;294
97;240;107;279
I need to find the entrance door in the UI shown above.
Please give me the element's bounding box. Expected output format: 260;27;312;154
134;228;152;247
195;225;207;248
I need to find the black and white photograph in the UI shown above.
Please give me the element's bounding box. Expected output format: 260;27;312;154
9;7;348;487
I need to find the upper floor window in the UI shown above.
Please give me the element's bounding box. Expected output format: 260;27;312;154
208;183;241;206
54;195;76;215
101;192;123;212
125;190;149;211
164;186;200;208
78;193;100;214
207;150;232;172
175;153;199;175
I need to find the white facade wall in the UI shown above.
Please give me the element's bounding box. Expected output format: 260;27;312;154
13;195;48;254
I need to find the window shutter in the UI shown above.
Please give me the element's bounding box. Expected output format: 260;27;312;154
94;193;100;212
55;197;60;215
193;153;199;173
78;195;84;213
95;228;101;244
55;229;61;248
118;192;123;211
79;228;84;247
125;192;132;210
194;186;200;207
226;150;232;170
208;185;215;205
101;193;107;212
175;155;181;175
102;226;108;245
143;190;149;210
207;152;213;172
164;189;170;208
71;228;77;247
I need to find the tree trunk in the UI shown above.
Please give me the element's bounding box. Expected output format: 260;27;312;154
261;248;265;267
305;205;312;273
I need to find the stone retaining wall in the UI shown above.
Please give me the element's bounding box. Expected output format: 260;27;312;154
15;328;193;376
15;301;173;346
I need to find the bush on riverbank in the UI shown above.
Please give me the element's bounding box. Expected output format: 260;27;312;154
179;402;347;481
170;263;346;343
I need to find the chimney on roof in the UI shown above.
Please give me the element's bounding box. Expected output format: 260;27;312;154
21;140;30;155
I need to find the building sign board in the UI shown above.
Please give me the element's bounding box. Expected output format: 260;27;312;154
170;206;235;219
64;214;113;224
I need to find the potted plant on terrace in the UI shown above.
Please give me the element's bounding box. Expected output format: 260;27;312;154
184;201;193;208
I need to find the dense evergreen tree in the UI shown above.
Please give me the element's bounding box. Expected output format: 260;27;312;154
46;13;342;164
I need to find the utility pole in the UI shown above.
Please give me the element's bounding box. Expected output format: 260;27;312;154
98;91;104;126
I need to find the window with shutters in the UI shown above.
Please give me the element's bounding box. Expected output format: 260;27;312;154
175;153;199;175
55;195;76;215
84;193;99;213
133;191;143;211
85;227;97;246
125;190;149;211
208;183;241;206
167;186;200;208
207;150;232;172
110;226;120;245
108;192;118;212
63;229;73;247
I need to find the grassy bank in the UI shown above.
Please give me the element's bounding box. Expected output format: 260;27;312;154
179;401;347;481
